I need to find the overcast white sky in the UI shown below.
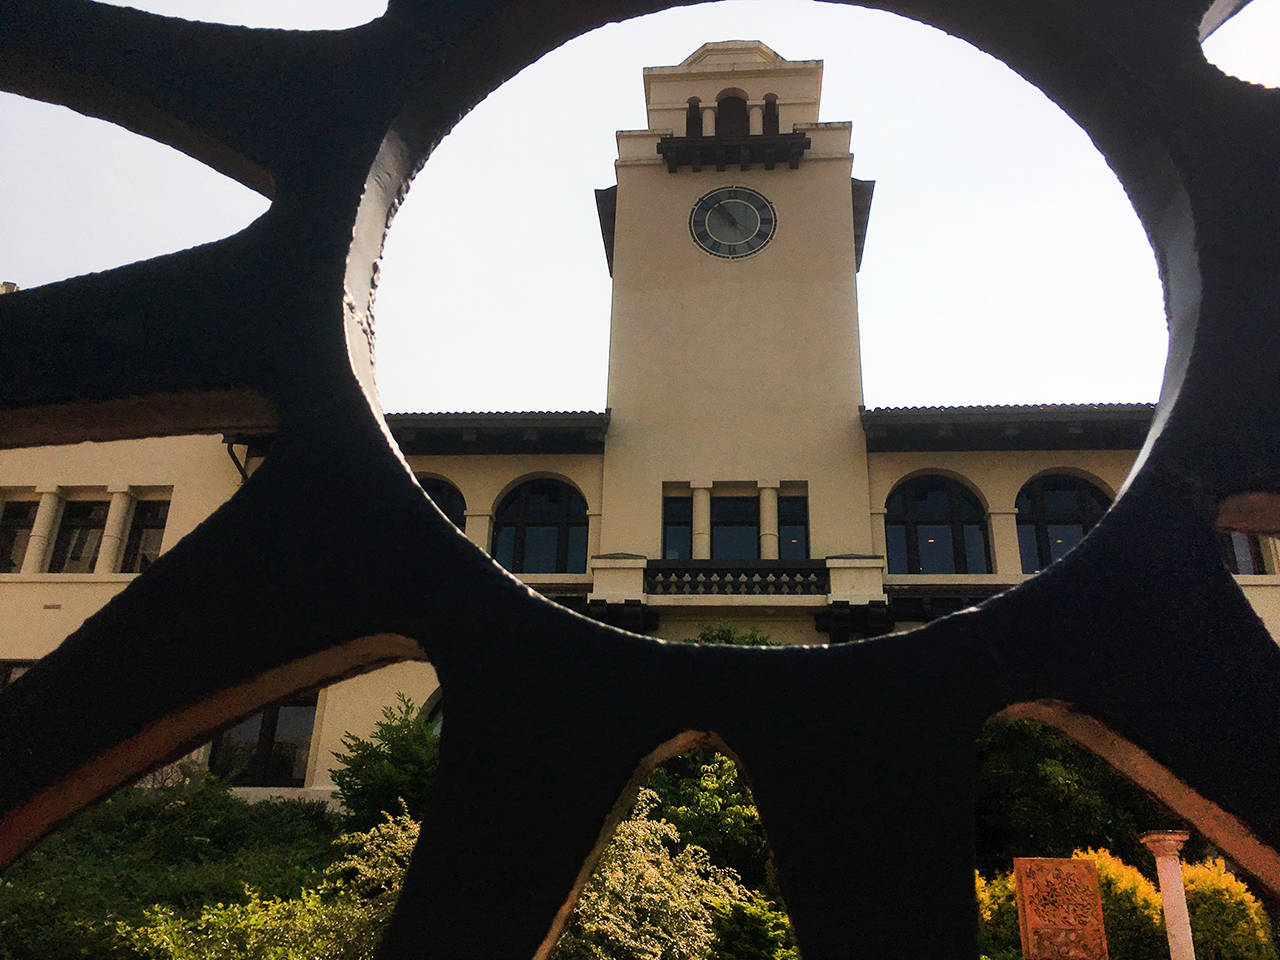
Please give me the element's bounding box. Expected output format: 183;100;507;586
1;0;1276;413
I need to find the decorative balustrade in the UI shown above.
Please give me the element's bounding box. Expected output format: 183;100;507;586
644;559;829;596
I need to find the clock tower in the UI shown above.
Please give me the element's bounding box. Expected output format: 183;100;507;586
593;41;879;615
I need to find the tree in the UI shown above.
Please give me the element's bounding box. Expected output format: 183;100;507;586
974;720;1203;878
330;694;440;830
1183;858;1278;960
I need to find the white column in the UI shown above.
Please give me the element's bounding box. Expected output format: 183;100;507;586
464;511;492;552
1141;831;1196;960
758;480;780;560
22;486;63;574
701;105;716;137
691;482;712;560
94;485;135;574
989;509;1022;577
749;103;764;135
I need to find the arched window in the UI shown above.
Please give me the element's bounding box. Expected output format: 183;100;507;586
417;476;466;531
885;476;990;574
686;97;703;137
763;94;779;135
1015;475;1110;573
1219;530;1266;574
491;479;588;574
716;96;749;137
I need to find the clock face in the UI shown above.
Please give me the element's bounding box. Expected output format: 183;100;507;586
689;186;776;259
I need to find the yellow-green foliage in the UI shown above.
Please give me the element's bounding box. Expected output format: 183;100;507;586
1074;847;1166;960
1182;858;1278;960
974;870;1020;960
115;808;419;960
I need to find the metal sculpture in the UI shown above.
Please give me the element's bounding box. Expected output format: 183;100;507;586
2;0;1278;956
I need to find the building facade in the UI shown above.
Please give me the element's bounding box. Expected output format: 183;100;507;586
2;41;1277;802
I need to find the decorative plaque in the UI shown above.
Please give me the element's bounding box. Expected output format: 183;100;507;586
1013;857;1109;960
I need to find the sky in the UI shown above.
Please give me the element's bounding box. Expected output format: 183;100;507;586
1;0;1276;414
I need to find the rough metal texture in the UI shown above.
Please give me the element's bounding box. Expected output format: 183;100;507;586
2;1;1279;956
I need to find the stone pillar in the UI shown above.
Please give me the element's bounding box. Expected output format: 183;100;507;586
586;511;602;566
758;480;780;560
464;511;492;552
691;482;712;560
989;509;1022;577
95;486;135;574
701;106;716;137
749;103;764;135
22;486;63;574
1141;831;1196;960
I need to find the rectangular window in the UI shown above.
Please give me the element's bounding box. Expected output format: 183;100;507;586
121;500;169;573
47;500;109;573
0;501;37;573
778;496;809;560
711;497;758;560
663;497;692;560
1220;531;1266;575
208;691;319;787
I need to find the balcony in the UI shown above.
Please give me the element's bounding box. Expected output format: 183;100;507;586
644;559;829;597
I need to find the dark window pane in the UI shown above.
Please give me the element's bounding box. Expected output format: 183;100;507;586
418;478;466;530
209;693;317;787
916;524;955;574
780;524;808;559
663;498;692;523
1221;531;1265;575
522;527;559;573
48;501;109;573
523;490;560;521
1042;488;1080;517
492;527;516;570
713;524;758;560
886;524;908;573
886;491;904;514
1046;523;1086;563
0;501;36;574
1018;524;1040;574
664;525;691;560
270;702;318;785
717;96;749;137
121;500;169;573
208;714;263;784
914;487;952;518
963;524;990;573
711;497;757;523
566;525;588;574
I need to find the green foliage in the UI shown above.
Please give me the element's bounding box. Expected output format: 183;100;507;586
1183;858;1278;960
709;894;798;960
694;623;777;647
647;750;774;894
551;790;748;960
0;764;337;960
330;694;440;830
974;869;1021;960
115;807;419;960
974;720;1201;878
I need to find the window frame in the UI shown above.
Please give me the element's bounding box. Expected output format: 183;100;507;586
778;495;810;560
662;496;693;560
120;499;170;573
1219;530;1267;575
47;499;110;573
710;495;760;561
207;691;319;788
491;479;589;574
0;500;37;574
1015;475;1111;574
884;476;991;574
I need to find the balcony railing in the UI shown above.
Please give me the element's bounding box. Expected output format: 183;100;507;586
644;559;829;596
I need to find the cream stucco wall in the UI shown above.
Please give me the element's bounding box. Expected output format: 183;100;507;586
601;111;871;561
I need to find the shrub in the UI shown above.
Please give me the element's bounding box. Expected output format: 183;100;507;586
115;807;419;960
1182;858;1278;960
1076;847;1166;960
330;694;440;830
0;764;337;960
551;789;748;960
